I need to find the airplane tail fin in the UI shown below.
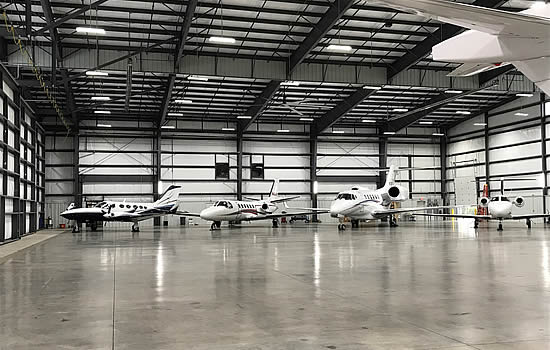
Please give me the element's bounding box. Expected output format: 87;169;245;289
512;58;550;97
67;202;76;210
384;165;397;187
269;179;280;198
155;185;182;207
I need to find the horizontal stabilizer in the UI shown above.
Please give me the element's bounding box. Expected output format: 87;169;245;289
270;195;301;203
512;57;550;97
448;63;508;77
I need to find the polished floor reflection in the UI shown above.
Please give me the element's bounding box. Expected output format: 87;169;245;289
2;221;550;349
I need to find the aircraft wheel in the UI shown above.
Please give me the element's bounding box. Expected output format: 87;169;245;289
389;217;399;227
272;219;279;228
338;224;346;231
215;221;221;229
351;220;359;228
474;219;479;229
526;219;532;229
72;224;80;233
497;222;503;231
91;222;98;232
131;224;140;232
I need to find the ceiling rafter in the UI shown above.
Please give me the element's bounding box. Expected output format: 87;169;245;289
159;74;176;128
174;0;198;69
34;0;110;36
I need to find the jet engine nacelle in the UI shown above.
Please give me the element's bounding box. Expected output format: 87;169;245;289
514;196;525;208
384;185;408;202
479;197;490;208
260;203;269;211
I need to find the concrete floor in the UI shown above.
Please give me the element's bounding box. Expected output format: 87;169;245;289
2;220;550;349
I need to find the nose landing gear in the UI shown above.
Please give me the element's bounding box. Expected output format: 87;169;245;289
526;218;532;229
389;216;399;227
210;221;221;230
131;223;140;233
337;224;346;231
497;220;503;231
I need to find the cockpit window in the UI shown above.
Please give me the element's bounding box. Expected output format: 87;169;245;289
95;201;107;208
215;201;233;209
337;193;355;200
491;196;508;202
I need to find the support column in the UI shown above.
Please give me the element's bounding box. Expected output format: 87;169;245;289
440;134;448;206
484;112;490;196
541;93;548;215
378;130;388;188
153;132;161;226
237;131;243;201
309;135;319;222
73;133;81;206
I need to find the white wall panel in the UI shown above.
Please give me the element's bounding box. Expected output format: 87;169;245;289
244;140;308;154
490;158;541;176
264;155;309;167
162;154;214;166
489;127;540;148
83;183;153;195
317;156;377;168
162;139;234;152
489;142;541;162
264;169;309;180
162;168;214;179
388;143;439;156
489;104;540;128
318;142;378;155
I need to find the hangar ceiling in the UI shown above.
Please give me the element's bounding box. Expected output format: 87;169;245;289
0;0;536;133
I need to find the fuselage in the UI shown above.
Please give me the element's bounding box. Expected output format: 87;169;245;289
330;187;401;220
486;196;514;220
60;200;176;223
199;200;279;222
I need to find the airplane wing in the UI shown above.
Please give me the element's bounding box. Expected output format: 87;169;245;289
376;0;550;38
174;211;201;217
511;213;550;220
415;213;492;219
371;206;454;217
246;210;329;221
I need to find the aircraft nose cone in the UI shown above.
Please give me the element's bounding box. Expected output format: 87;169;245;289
330;202;342;218
200;207;216;221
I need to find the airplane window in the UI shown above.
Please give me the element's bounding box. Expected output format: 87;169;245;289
126;205;131;208
95;201;106;208
111;204;115;208
133;205;138;209
491;197;499;202
119;204;124;208
501;197;509;201
139;206;143;209
337;193;354;200
227;202;233;209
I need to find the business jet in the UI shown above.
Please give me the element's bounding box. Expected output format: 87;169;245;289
193;179;327;230
60;185;183;233
377;0;550;96
416;180;550;231
330;165;449;230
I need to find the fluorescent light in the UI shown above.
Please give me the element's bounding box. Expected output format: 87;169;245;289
94;110;111;114
384;131;396;135
419;121;433;125
393;108;409;112
474;122;487;126
516;93;534;97
327;44;353;52
237;115;252;119
333;130;345;134
167;112;183;117
445;90;463;94
76;27;106;35
432;133;445;136
222;127;235;131
209;36;236;44
313;181;319;195
456;111;471;115
91;96;110;101
281;81;300;86
161;125;176;129
188;75;208;81
97;123;111;128
86;70;108;76
277;129;290;133
515;112;529;117
300;118;314;121
175;99;193;104
363;85;382;90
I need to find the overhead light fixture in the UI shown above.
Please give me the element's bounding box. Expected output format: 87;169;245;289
161;125;176;129
363;85;382;90
300;118;314;121
91;96;110;101
277;129;290;133
327;44;353;52
97;123;111;128
384;131;396;135
175;99;193;104
209;36;236;44
94;110;111;114
86;70;108;76
188;75;209;81
237;115;252;119
333;130;345;134
419;121;433;125
456;111;471;115
222;127;235;131
432;133;445;136
393;108;409;112
445;90;463;94
474;122;487;126
516;93;534;97
515;112;529;117
281;81;300;87
167;112;183;117
76;27;106;35
362;119;376;123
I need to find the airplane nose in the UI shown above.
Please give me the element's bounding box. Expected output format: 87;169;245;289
200;207;219;221
330;202;342;218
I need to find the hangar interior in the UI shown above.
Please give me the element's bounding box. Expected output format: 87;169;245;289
2;0;550;349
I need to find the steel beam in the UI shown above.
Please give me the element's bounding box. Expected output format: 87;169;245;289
39;0;62;84
80;174;156;183
541;93;548;216
378;129;387;189
387;0;508;80
239;80;281;131
288;0;354;73
237;131;243;201
310;135;318;222
484;112;490;192
174;0;198;69
60;68;78;126
314;88;377;135
440;134;448;205
158;74;176;128
34;0;111;36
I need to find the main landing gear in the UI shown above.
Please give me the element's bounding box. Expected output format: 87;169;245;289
389;216;399;227
131;223;140;233
272;219;279;228
351;220;360;229
210;221;221;230
337;224;346;231
91;222;98;232
72;223;80;233
526;218;532;229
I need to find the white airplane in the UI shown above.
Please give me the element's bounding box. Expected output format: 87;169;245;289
330;165;449;230
377;0;550;96
60;185;183;233
417;179;550;231
193;179;327;230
